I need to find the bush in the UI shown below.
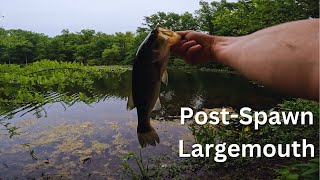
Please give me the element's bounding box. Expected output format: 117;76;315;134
87;59;101;66
172;58;185;66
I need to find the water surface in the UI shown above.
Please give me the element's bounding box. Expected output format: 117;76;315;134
0;70;285;178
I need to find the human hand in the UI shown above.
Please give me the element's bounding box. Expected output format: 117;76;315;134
171;31;215;65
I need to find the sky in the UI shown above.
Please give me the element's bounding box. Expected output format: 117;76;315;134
0;0;236;37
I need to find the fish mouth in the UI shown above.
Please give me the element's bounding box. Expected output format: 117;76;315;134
157;27;181;46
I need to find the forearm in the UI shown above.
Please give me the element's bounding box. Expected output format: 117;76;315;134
213;19;319;100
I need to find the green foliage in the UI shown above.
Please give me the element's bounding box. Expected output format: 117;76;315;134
0;0;318;66
189;98;319;145
195;0;226;35
120;99;319;178
0;29;136;65
87;59;101;66
171;58;185;66
0;29;41;64
120;151;150;179
199;0;319;36
276;158;319;180
140;12;199;31
188;99;319;175
280;99;319;119
120;151;191;179
0;60;127;120
198;0;319;35
102;44;121;64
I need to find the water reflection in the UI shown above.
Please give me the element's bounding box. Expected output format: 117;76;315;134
1;70;284;121
0;70;285;178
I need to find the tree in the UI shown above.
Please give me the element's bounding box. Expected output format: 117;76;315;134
1;0;317;65
0;34;33;64
209;0;319;36
102;44;121;65
195;1;216;35
140;12;199;31
113;32;135;64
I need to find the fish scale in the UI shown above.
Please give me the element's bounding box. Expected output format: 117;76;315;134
127;27;181;147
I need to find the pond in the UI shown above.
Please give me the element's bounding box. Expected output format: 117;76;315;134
0;69;285;178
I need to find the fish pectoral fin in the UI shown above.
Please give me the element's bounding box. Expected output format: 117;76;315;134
161;69;168;85
152;97;161;111
127;91;135;111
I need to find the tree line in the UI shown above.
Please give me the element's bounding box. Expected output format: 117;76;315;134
0;0;318;65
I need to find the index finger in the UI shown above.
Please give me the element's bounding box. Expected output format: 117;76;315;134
175;30;192;39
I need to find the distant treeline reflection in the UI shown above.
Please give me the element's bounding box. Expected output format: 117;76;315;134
1;65;285;121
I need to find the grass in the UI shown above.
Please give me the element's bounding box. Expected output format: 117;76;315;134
121;98;319;179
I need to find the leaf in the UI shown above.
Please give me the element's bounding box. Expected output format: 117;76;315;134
286;174;299;180
301;168;319;176
243;126;250;133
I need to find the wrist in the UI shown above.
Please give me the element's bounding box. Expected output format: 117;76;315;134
211;36;241;66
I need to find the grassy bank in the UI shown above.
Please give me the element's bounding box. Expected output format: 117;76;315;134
121;99;319;179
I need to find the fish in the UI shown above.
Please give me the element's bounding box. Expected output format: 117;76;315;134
127;27;181;147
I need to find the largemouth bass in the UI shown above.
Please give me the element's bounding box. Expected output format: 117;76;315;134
127;27;181;147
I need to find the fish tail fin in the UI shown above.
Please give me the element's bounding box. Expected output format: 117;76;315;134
137;126;160;148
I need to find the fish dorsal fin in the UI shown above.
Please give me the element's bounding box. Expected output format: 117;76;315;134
152;97;161;111
161;69;168;85
127;91;135;111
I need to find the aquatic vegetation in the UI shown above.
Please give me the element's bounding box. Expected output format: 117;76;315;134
0;121;114;177
120;151;176;179
187;99;318;171
0;60;128;166
0;60;127;121
120;99;319;179
1;63;314;178
168;65;237;74
187;99;319;178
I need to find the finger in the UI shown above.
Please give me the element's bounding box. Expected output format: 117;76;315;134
175;30;192;39
187;44;202;57
170;39;187;53
185;44;202;64
185;31;212;46
179;40;197;53
185;31;200;41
